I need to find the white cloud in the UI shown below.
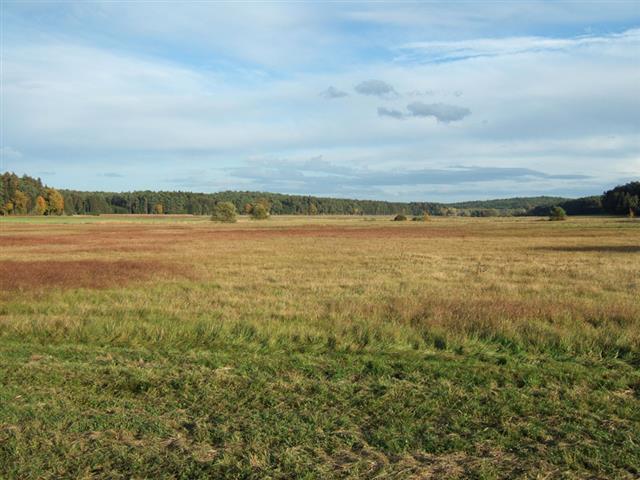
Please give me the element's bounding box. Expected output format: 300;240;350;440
397;28;640;63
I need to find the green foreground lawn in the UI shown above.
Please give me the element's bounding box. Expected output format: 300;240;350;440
2;339;638;479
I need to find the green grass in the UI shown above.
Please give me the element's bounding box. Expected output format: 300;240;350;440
3;341;638;479
1;216;639;478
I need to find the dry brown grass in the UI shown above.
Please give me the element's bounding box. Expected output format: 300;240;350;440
0;215;638;356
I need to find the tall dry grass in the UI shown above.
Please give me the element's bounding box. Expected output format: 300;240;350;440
0;215;638;359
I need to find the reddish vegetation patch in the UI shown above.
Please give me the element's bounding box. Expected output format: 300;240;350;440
0;231;168;253
178;226;469;241
206;226;467;239
0;235;86;247
0;260;183;291
0;225;467;252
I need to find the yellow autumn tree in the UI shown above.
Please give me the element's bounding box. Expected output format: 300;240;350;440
35;195;47;215
13;190;29;214
153;203;164;214
43;188;64;215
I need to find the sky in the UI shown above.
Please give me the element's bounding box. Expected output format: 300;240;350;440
1;1;639;202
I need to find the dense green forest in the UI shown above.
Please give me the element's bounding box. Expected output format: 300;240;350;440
526;196;605;216
601;181;640;215
2;171;637;217
449;196;568;210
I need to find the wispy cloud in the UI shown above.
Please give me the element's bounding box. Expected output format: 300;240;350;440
396;28;640;63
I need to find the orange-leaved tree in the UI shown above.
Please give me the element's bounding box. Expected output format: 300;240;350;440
35;195;47;215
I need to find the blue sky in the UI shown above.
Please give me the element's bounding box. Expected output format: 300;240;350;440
2;1;639;201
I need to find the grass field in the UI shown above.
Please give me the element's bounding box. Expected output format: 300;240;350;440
1;215;639;479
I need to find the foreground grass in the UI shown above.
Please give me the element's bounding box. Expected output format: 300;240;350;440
1;216;639;478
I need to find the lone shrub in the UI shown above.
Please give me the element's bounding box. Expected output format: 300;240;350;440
251;203;269;220
412;212;430;222
549;206;567;221
393;214;407;221
212;201;237;223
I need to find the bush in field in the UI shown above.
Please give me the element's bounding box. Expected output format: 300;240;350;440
251;203;269;220
212;201;237;223
412;211;430;222
549;206;567;221
393;214;407;221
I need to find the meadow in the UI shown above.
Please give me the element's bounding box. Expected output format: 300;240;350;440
1;215;639;479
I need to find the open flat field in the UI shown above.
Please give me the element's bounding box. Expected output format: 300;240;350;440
1;215;639;479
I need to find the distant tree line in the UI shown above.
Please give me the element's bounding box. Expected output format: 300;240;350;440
1;172;638;217
58;188;442;216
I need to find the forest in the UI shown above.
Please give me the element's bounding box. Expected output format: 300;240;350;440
1;171;638;217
